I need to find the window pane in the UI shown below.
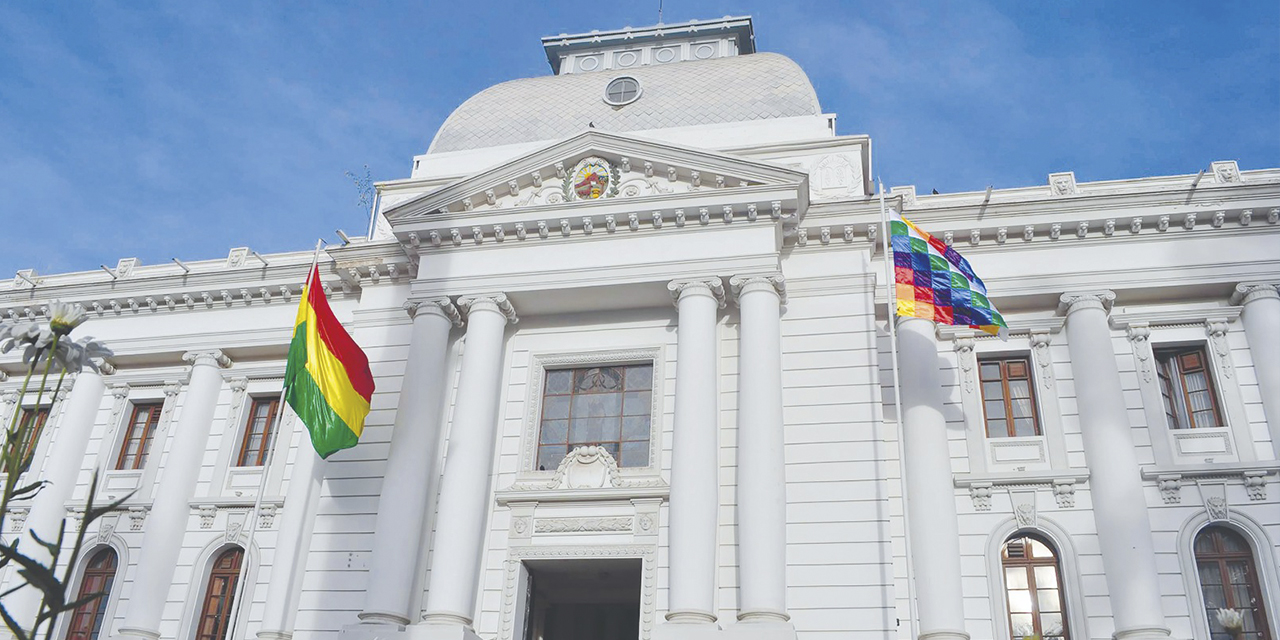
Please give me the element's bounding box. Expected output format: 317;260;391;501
1034;565;1059;589
621;416;649;440
1011;395;1034;418
1040;612;1064;636
1013;418;1038;437
569;417;606;443
539;420;568;444
619;441;649;467
624;366;652;390
1010;613;1035;637
545;370;573;395
1007;589;1033;613
982;381;1005;400
575;368;623;393
1029;539;1054;558
1007;361;1028;378
985;400;1006;419
1219;530;1249;553
1008;379;1031;399
572;393;622;417
537;446;565;470
542;395;571;420
1037;588;1062;612
1005;567;1028;589
980;363;1002;380
623;391;650;416
1184;371;1208;393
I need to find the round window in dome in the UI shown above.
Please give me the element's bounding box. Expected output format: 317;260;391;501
604;77;641;106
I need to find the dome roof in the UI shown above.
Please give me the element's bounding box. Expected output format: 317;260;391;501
428;53;822;154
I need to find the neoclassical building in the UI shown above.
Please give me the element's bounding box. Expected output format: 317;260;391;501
1;15;1278;640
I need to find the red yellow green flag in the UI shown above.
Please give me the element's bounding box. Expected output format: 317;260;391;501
284;266;375;458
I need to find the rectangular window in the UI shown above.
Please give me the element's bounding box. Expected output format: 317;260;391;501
3;407;50;473
1155;345;1223;429
979;356;1041;438
537;364;653;471
236;397;280;467
116;403;163;470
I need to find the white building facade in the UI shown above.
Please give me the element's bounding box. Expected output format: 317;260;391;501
2;15;1278;640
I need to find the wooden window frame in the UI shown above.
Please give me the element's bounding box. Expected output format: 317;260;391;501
115;403;162;471
1194;526;1272;640
979;356;1042;438
1155;345;1224;430
235;397;280;467
1002;534;1069;640
64;547;118;640
536;363;653;470
194;547;244;640
4;406;51;473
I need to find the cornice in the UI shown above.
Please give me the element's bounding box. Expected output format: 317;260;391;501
1110;306;1242;329
495;485;670;505
953;470;1090;488
1140;461;1280;480
937;317;1064;339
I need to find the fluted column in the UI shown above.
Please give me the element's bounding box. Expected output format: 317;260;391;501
1232;282;1280;457
116;350;231;640
1059;292;1169;640
896;317;968;640
354;299;460;629
6;370;108;628
663;278;724;625
729;274;790;625
421;294;515;636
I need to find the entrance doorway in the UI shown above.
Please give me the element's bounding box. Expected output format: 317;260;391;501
519;558;642;640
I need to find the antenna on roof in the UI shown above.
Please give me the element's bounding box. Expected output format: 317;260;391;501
658;0;663;24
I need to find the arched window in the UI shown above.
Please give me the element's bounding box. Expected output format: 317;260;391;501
1195;526;1272;640
195;547;244;640
1001;534;1068;640
65;548;118;640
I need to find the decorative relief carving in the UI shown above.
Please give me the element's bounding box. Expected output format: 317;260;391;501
534;517;633;534
128;506;149;531
225;509;248;542
199;505;217;529
1205;319;1234;380
159;381;182;433
1012;494;1037;528
9;508;28;532
1126;324;1155;384
1243;472;1267;501
1029;331;1054;390
1052;479;1076;508
512;517;530;536
667;278;726;308
970;484;993;511
1048;171;1078;196
954;336;976;394
1158;475;1182;504
258;504;277;529
810;154;863;198
1205;495;1228;521
96;514;119;543
1211;160;1241;184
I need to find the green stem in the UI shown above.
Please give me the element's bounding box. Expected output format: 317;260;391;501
0;357;40;536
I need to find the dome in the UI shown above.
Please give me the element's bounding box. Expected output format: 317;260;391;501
428;53;822;154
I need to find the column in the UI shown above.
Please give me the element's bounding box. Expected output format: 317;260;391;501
896;317;968;640
1233;282;1280;457
7;369;108;629
420;294;515;638
729;274;790;626
116;350;230;640
257;452;324;640
354;299;460;629
663;278;723;625
1059;291;1170;640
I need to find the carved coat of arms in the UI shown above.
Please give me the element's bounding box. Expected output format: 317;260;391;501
564;156;620;201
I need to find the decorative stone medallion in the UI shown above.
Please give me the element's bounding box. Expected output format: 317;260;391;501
565;156;620;201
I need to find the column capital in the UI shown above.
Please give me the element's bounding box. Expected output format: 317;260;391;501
667;278;726;308
458;293;518;324
729;273;786;304
182;349;232;369
109;383;131;399
1;390;17;405
1057;290;1116;316
404;297;462;327
163;381;183;398
1230;282;1280;306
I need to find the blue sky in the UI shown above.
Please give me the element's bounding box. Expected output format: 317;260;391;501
2;1;1276;276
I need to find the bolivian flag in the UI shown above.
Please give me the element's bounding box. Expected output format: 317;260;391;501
284;266;375;458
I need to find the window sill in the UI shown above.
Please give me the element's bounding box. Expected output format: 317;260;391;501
1141;461;1277;504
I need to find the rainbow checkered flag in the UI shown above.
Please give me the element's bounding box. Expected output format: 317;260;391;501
888;209;1008;338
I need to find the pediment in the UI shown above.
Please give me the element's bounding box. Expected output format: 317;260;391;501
384;130;808;222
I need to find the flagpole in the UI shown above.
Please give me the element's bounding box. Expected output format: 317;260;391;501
878;181;919;639
225;240;325;640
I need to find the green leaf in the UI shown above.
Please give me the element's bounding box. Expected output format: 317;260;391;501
0;543;66;610
9;481;47;501
84;490;135;524
0;601;31;640
27;525;65;560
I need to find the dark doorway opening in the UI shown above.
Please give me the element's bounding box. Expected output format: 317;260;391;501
520;558;642;640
